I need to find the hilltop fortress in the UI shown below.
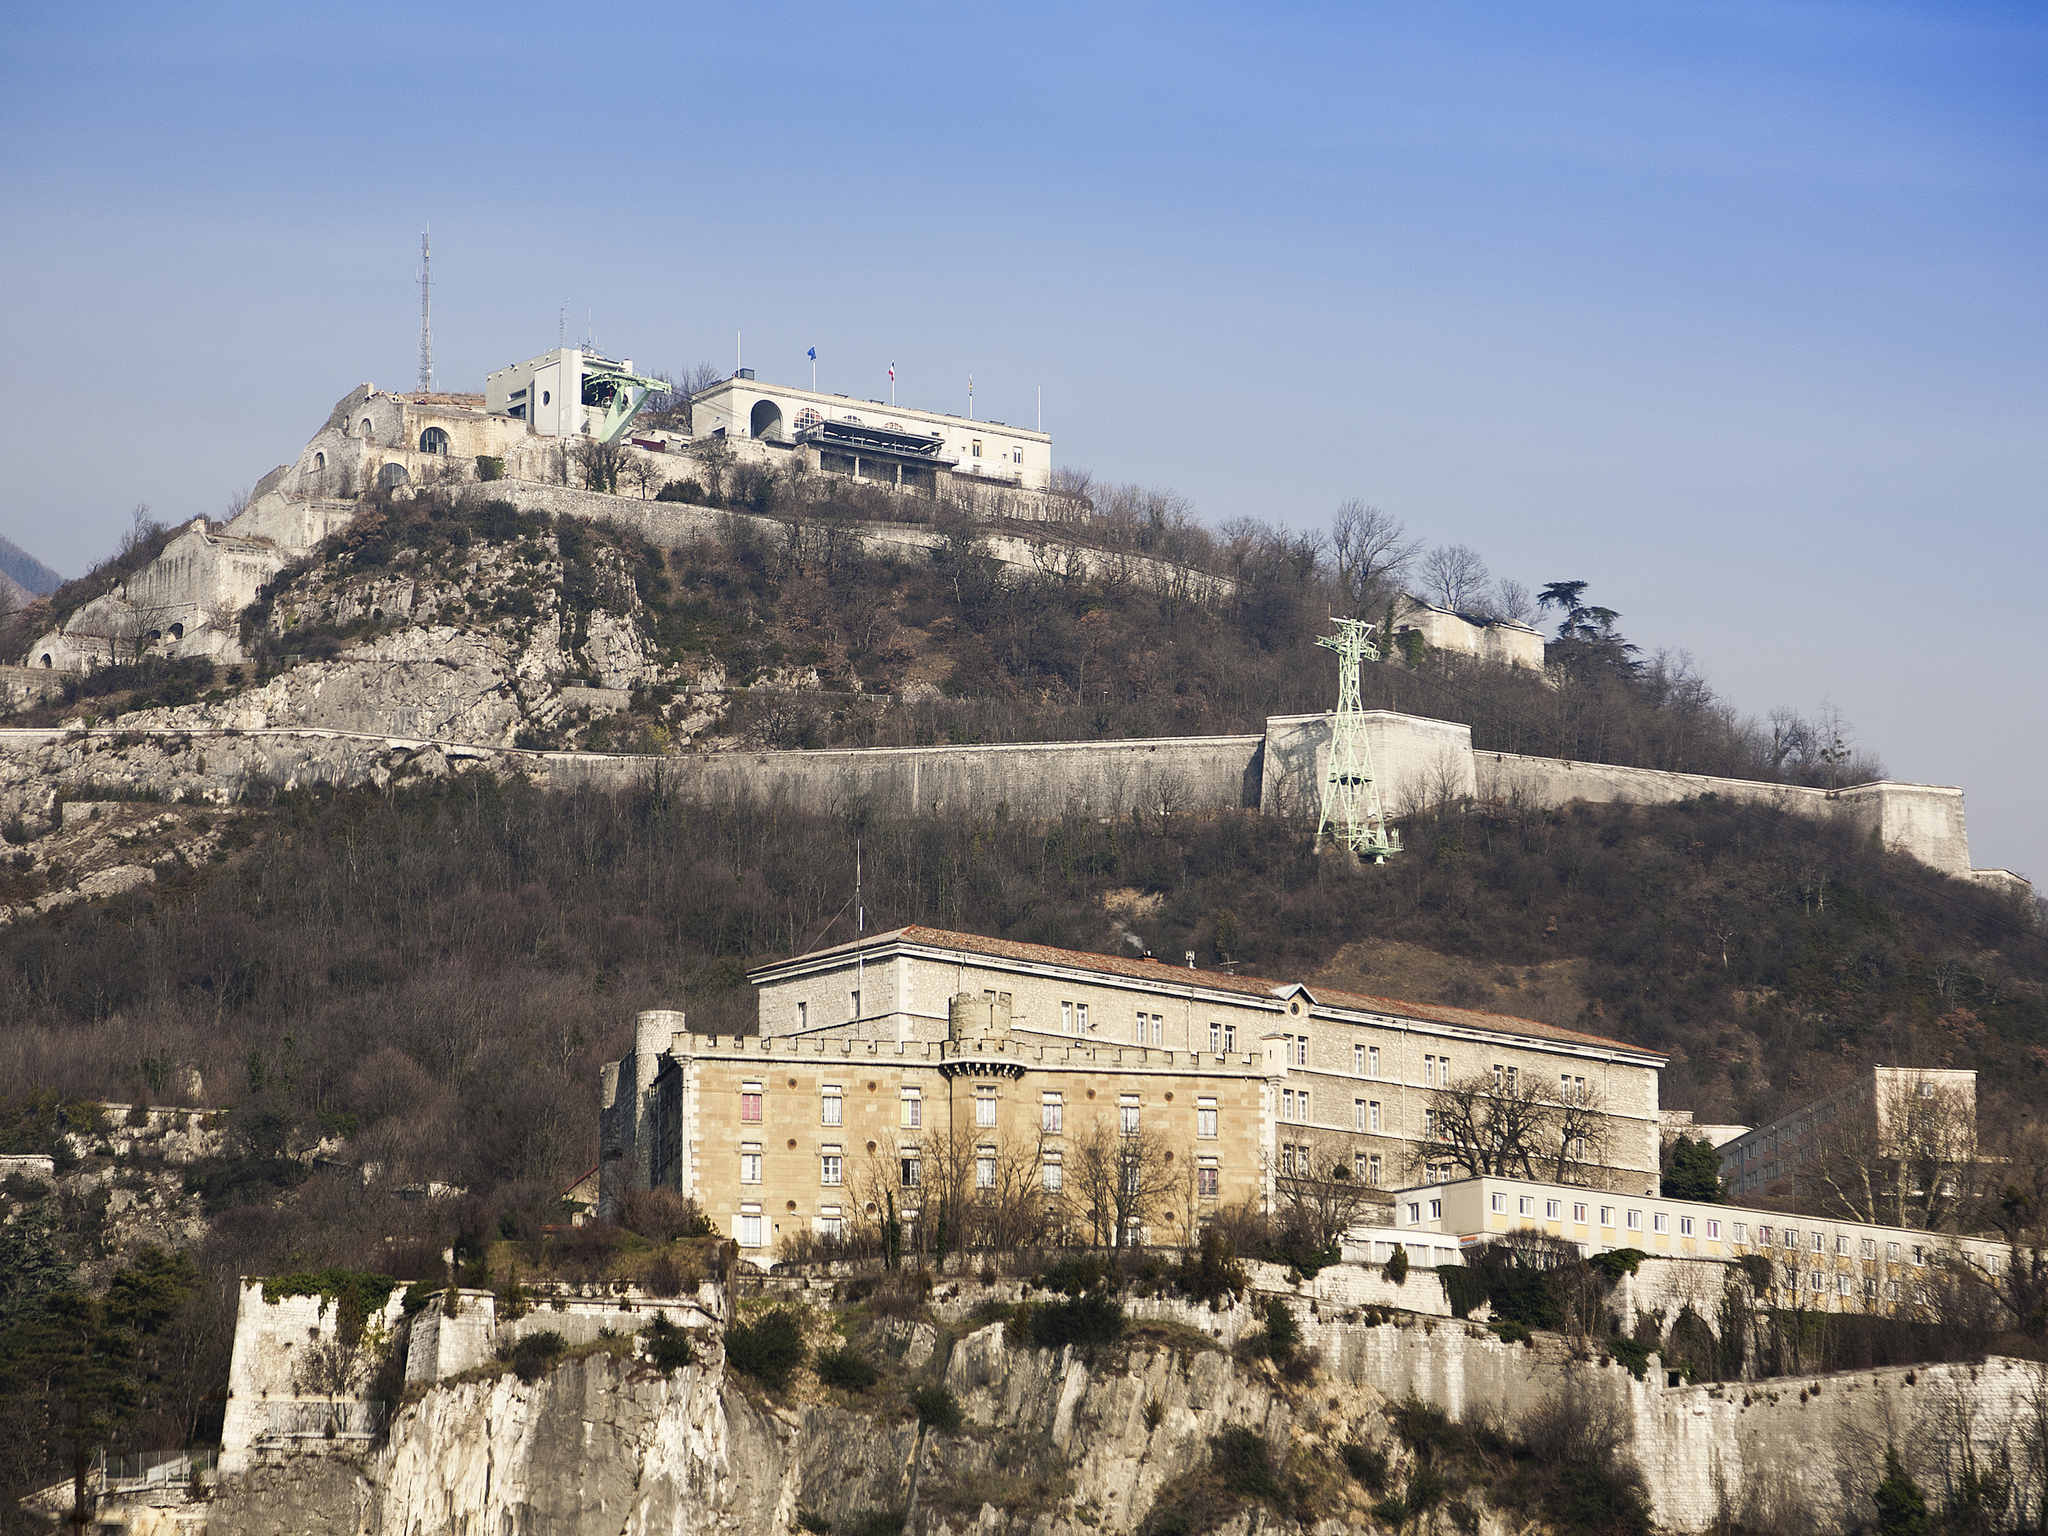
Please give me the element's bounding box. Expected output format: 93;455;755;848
3;352;2031;899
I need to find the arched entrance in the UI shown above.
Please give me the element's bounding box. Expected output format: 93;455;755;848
750;399;785;441
377;461;411;490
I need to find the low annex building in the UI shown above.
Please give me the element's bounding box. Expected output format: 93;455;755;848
599;925;1668;1261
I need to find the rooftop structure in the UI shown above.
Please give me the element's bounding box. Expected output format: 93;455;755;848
687;374;1053;493
484;347;665;442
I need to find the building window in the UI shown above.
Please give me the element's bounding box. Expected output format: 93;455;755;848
1862;1239;1877;1259
1600;1206;1614;1227
1546;1200;1562;1220
1838;1274;1852;1296
1424;1054;1437;1086
1491;1192;1508;1214
901;1087;922;1128
737;1207;763;1248
1209;1022;1222;1053
1810;1271;1826;1292
1280;1145;1296;1177
1042;1093;1063;1134
1293;1035;1309;1067
1784;1229;1799;1250
1119;1095;1141;1136
419;427;450;454
1572;1202;1587;1223
1197;1162;1219;1198
821;1148;843;1186
1369;1100;1382;1132
1913;1246;1926;1267
975;1088;998;1128
1680;1216;1694;1237
1369;1045;1381;1076
1137;1011;1163;1045
1282;1089;1295;1121
1654;1213;1669;1234
1626;1209;1643;1231
1042;1154;1063;1193
1866;1277;1879;1300
976;1148;996;1189
1062;1001;1074;1034
900;1153;922;1188
1367;1154;1383;1186
822;1085;843;1126
1429;1198;1443;1220
797;1001;809;1030
1887;1242;1901;1261
1196;1098;1217;1139
1733;1222;1747;1242
1406;1202;1421;1223
1706;1219;1721;1240
850;989;861;1019
817;1205;843;1240
972;439;983;458
1354;1098;1367;1132
1223;1024;1237;1053
741;1082;763;1123
740;1144;762;1184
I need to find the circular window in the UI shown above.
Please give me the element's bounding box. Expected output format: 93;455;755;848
787;1077;797;1088
795;408;822;432
786;1139;797;1150
542;390;551;405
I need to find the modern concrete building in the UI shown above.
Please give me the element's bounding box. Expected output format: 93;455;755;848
484;347;664;442
687;374;1053;493
1392;1171;2009;1316
1719;1067;1979;1203
599;926;1669;1261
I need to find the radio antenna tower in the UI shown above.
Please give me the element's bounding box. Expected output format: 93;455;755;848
1315;617;1401;863
416;228;433;395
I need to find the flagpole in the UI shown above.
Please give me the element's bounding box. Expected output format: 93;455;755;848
968;373;974;421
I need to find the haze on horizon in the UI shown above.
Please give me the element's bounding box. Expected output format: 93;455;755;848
0;1;2041;881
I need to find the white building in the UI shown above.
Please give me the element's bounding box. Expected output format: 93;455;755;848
484;347;665;442
688;374;1053;493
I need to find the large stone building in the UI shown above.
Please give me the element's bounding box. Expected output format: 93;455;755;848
599;925;1668;1261
1719;1066;1979;1206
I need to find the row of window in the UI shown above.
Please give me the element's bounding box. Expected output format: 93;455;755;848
744;1080;1224;1138
738;1141;1228;1199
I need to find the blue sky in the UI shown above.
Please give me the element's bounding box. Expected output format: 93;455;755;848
2;1;2043;881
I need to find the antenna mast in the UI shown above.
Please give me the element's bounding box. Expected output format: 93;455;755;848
1315;618;1401;862
416;228;433;395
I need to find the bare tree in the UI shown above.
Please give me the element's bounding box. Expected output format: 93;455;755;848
1419;543;1491;611
573;435;628;494
1800;1072;1980;1232
1064;1120;1175;1251
1330;501;1418;616
1549;1080;1614;1186
1275;1133;1380;1252
1415;1068;1559;1180
642;362;723;432
1483;578;1536;625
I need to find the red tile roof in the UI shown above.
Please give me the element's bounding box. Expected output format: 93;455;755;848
753;924;1663;1059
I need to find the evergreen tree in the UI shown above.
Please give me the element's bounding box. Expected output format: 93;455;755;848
1873;1448;1931;1536
1661;1136;1723;1202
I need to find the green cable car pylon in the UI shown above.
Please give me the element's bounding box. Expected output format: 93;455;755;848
1315;617;1401;863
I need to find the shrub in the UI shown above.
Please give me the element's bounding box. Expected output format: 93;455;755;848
621;1188;714;1241
842;1511;904;1536
644;1316;694;1371
1588;1248;1645;1282
912;1384;962;1432
1210;1428;1280;1501
475;456;505;481
1144;1397;1166;1431
1257;1297;1300;1363
505;1330;565;1382
725;1308;806;1392
1033;1253;1110;1295
795;1511;832;1534
1173;1227;1247;1306
1342;1441;1388;1492
1438;1265;1489;1319
815;1345;879;1392
1873;1448;1932;1536
1605;1336;1651;1380
1020;1293;1124;1351
1383;1244;1409;1284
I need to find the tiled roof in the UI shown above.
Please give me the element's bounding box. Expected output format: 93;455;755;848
753;924;1663;1059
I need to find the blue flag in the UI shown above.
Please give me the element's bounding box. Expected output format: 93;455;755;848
807;347;817;361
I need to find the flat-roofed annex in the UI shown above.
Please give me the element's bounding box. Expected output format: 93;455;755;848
748;924;1666;1065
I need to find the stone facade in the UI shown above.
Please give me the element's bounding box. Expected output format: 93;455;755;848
600;926;1668;1254
1389;595;1544;671
1719;1065;1979;1203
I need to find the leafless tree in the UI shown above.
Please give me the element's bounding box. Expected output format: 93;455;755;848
573;435;629;494
1063;1120;1176;1250
1549;1079;1614;1185
1330;501;1418;616
690;436;735;503
1483;578;1536;625
1800;1072;1980;1232
1419;543;1491;611
1415;1068;1559;1181
1275;1133;1381;1252
642;362;723;432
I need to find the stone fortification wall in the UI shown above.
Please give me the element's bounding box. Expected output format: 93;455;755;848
403;1287;720;1385
219;1281;409;1474
478;478;1234;602
1258;710;1478;821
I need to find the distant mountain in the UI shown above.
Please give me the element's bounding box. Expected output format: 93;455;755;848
0;568;28;612
0;534;62;596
